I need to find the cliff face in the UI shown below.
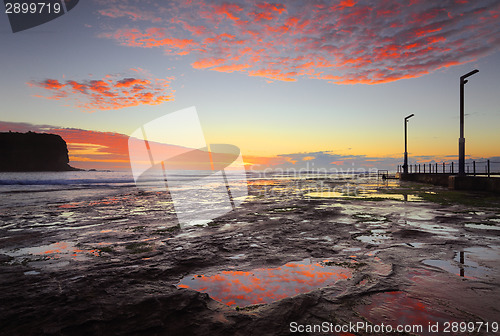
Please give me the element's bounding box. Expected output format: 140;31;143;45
0;132;76;172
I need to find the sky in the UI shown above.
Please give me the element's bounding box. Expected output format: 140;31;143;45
0;0;499;171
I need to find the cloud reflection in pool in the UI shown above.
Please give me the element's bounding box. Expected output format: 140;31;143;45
177;259;353;306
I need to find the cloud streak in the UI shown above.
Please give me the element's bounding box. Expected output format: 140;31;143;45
0;121;131;170
1;122;497;171
97;0;500;84
28;69;175;111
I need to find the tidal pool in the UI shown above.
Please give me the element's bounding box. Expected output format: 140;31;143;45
465;223;500;231
422;248;494;279
356;230;392;245
2;241;99;263
176;258;353;306
305;191;422;202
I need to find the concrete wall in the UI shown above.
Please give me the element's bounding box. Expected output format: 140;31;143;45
400;173;451;187
449;175;500;193
400;173;500;193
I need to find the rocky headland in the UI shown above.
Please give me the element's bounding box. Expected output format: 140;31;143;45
0;131;77;172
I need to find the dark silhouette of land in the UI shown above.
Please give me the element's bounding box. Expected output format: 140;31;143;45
0;131;77;171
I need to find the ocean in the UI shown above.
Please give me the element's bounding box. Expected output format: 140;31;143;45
0;171;140;211
0;169;381;234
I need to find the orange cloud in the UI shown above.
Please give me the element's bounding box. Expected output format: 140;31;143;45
213;3;243;21
336;0;357;9
51;128;131;169
191;57;226;69
100;27;194;52
98;5;162;22
248;69;297;82
256;3;286;14
115;78;151;87
67;80;87;94
40;79;65;90
211;63;251;73
414;26;442;37
28;70;175;111
242;154;289;168
97;0;500;84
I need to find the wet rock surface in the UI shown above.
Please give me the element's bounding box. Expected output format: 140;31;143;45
0;177;499;335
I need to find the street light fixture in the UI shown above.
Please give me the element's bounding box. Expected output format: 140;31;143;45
403;114;415;174
458;69;479;176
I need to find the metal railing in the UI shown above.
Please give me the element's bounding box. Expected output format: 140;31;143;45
397;159;500;177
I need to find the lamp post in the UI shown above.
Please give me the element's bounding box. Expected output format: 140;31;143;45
459;69;479;176
403;114;414;174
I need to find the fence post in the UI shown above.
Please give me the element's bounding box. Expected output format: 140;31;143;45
442;162;445;173
451;162;454;174
473;161;476;176
435;163;438;173
488;159;490;178
419;164;421;173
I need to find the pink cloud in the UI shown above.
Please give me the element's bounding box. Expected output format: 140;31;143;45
191;57;227;69
213;3;243;21
98;5;162;23
96;0;500;84
28;71;175;111
211;63;251;73
100;27;194;52
115;78;151;87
